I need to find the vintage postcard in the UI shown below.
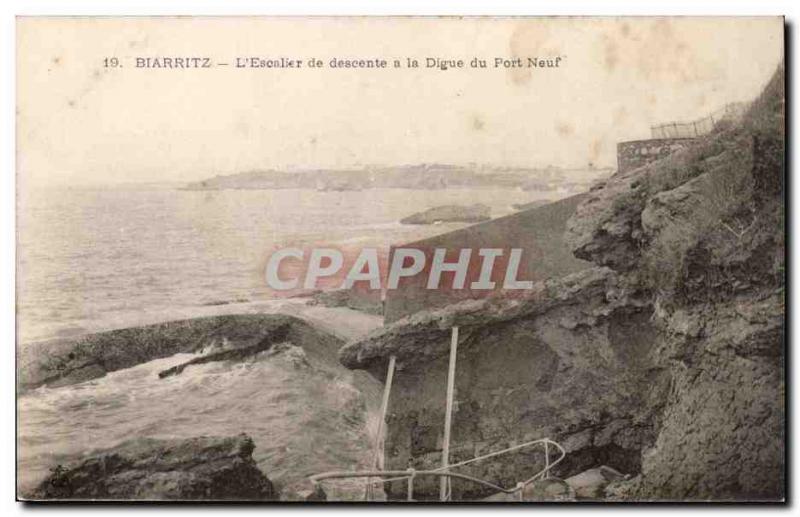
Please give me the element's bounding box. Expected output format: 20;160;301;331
16;16;785;502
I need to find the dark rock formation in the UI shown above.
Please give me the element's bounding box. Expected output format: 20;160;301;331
19;314;344;391
565;64;785;501
156;323;291;378
308;288;383;316
29;434;277;501
159;341;312;379
400;204;491;225
341;267;667;500
341;64;784;501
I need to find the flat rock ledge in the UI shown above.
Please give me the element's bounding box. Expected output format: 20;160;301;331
27;433;277;501
339;266;635;371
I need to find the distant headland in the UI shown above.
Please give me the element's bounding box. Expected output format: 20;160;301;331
183;163;613;192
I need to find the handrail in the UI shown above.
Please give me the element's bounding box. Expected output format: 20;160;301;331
309;436;566;501
311;469;509;494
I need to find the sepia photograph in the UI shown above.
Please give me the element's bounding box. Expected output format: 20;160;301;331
14;15;785;503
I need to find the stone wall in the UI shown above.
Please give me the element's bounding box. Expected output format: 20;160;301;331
383;195;591;323
616;138;695;173
342;268;666;501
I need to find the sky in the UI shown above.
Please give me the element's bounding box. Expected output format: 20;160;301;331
17;17;784;187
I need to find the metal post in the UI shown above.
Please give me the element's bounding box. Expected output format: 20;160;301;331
373;355;396;469
440;326;459;501
368;355;396;501
406;468;415;501
544;440;550;479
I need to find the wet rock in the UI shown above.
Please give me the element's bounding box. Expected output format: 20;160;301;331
157;324;290;378
28;434;277;501
19;314;343;391
45;362;107;389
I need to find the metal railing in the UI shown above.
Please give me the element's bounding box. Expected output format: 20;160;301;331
309;437;566;502
651;102;748;139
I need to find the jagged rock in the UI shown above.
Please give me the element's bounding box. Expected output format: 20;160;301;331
28;434;277;501
339;65;785;502
400;204;491;225
157;324;291;378
157;340;312;379
565;466;625;499
563;64;785;501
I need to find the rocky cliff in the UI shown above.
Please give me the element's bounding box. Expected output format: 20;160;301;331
565;65;785;501
340;65;784;501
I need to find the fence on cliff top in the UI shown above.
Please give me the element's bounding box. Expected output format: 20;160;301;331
651;102;748;139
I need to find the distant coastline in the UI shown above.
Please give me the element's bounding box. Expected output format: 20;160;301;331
183;163;613;192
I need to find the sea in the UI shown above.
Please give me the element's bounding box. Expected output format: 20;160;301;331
16;185;563;498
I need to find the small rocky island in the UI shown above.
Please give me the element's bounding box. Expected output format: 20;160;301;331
400;203;491;225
